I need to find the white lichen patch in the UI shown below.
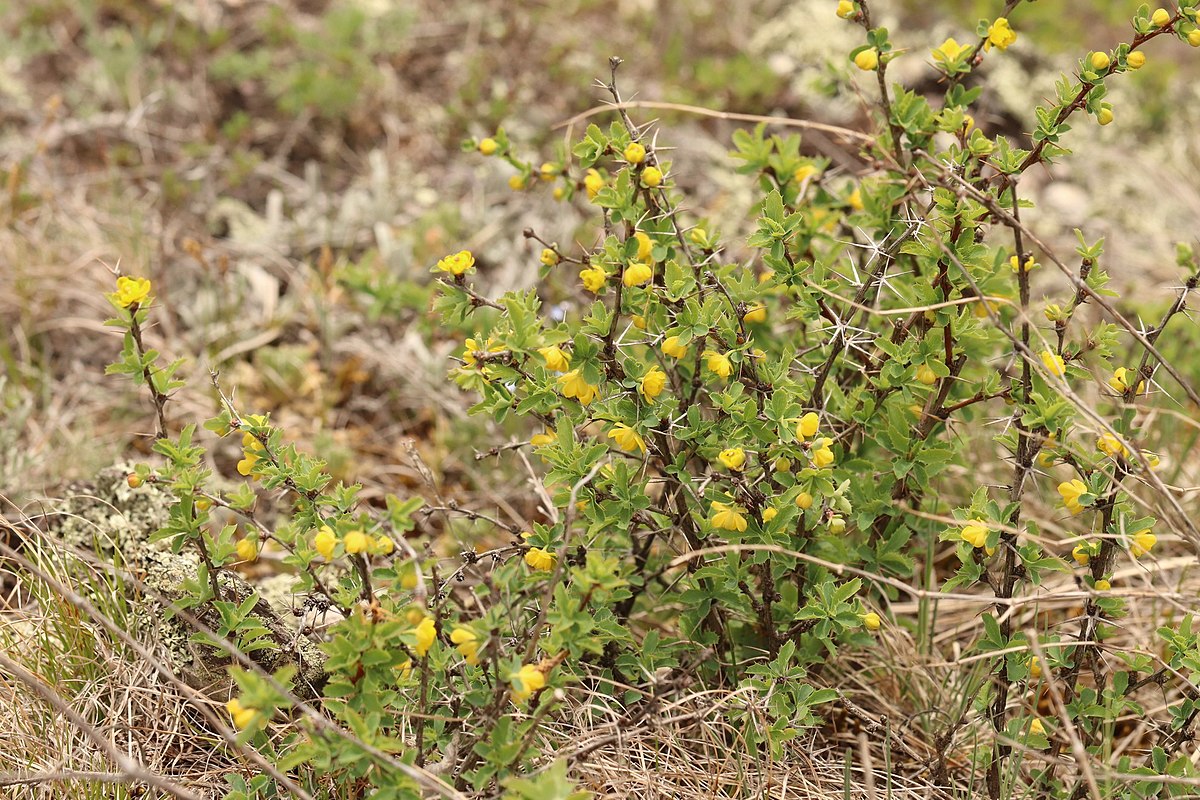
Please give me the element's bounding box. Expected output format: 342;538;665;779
48;463;327;699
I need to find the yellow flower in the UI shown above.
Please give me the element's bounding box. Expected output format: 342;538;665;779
836;0;855;17
623;261;653;287
641;166;663;188
1130;529;1157;558
1189;28;1200;47
510;663;546;703
744;304;767;324
960;520;989;548
540;248;560;266
711;502;748;532
435;250;476;276
525;547;555;572
1044;303;1065;322
314;525;337;559
1029;656;1042;679
508;174;526;191
640;367;667;402
413;617;437;657
624;142;646;164
847;188;864;211
237;451;261;477
1089;51;1110;71
371;536;395;556
584;168;605;199
662;335;689;359
531;431;555;447
478;137;498;156
226;697;256;730
540;162;557;181
112;276;152;308
854;49;879;71
343;529;369;554
1009;255;1039;273
1029;718;1046;736
580;266;608;293
985;17;1017;51
915;364;937;386
1072;543;1091;565
703;350;733;379
762;507;778;523
1109;367;1145;395
718;447;746;471
405;606;425;625
1040;350;1066;377
792;164;819;185
932;37;969;63
1097;432;1130;459
1094;579;1111;592
689;227;710;246
462;337;503;368
1142;451;1161;469
797;412;820;440
608;423;647;454
634;231;654;262
1127;51;1146;69
538;346;571;372
811;443;835;469
1058;479;1088;515
236;538;258;562
795;491;814;510
396;658;413;679
450;626;480;666
557;369;598;405
1151;8;1171;27
553;186;565;200
860;611;881;631
1097;106;1114;126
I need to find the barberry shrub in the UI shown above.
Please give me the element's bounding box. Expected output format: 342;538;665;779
103;2;1200;798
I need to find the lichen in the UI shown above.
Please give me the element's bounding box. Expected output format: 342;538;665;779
47;462;327;699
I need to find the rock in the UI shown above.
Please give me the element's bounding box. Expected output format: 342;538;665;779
47;463;327;699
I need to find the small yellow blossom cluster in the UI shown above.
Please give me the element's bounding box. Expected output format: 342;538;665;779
558;369;598;405
538;345;571;372
1097;432;1130;459
110;276;152;308
451;626;480;665
1058;479;1089;515
237;431;267;479
525;545;555;572
510;663;547;703
1009;255;1039;273
312;524;393;560
462;336;505;370
226;697;257;730
960;519;990;548
1108;367;1145;396
710;501;747;533
236;536;258;562
608;423;647;454
435;250;476;276
702;350;733;380
1129;528;1157;558
1040;350;1066;378
397;615;439;677
984;17;1017;51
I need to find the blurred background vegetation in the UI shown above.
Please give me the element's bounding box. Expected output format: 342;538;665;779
2;0;1198;516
